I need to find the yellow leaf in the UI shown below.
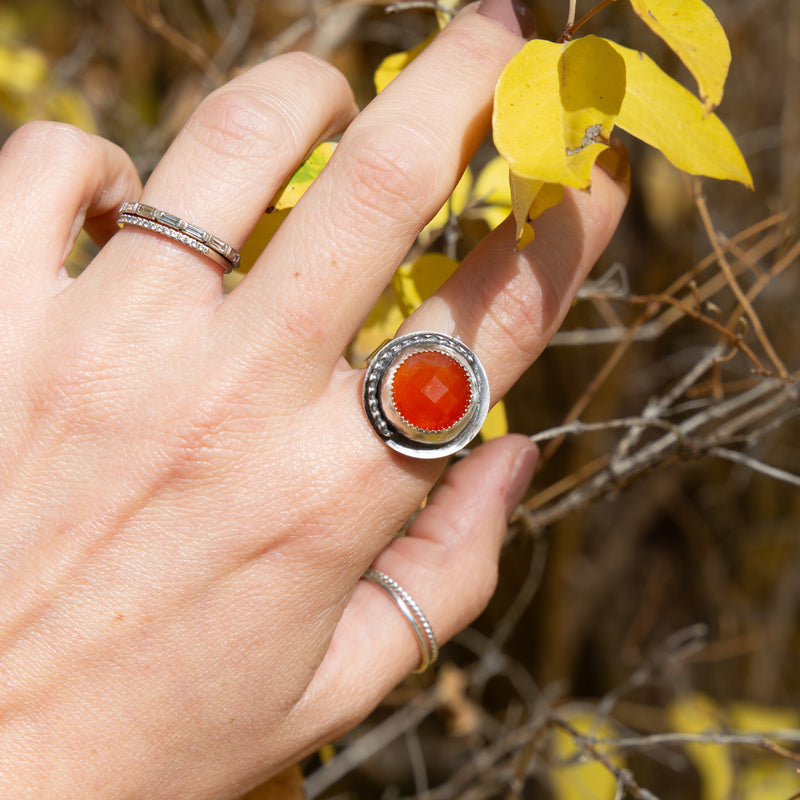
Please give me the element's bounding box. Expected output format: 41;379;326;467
373;35;433;94
728;701;799;734
560;36;626;165
472;156;511;207
46;86;96;133
423;167;473;236
0;42;46;94
550;714;624;800
668;693;732;800
237;209;289;273
628;0;730;112
392;253;459;316
493;37;625;242
434;0;461;29
480;402;508;440
268;141;336;212
350;289;405;366
607;40;752;188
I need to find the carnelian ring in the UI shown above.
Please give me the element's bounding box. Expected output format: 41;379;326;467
362;331;489;459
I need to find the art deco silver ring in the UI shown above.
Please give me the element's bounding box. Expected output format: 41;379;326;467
117;201;241;273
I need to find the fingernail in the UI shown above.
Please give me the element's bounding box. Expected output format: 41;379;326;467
477;0;537;40
596;135;631;185
505;440;538;518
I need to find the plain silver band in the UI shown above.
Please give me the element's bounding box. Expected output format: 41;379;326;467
362;568;438;673
117;201;240;273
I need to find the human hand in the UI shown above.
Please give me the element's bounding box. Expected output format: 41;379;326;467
0;1;628;797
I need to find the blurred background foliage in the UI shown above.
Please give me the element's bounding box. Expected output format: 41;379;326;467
1;1;798;798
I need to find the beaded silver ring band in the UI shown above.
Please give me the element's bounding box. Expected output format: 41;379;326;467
117;201;241;273
362;568;439;673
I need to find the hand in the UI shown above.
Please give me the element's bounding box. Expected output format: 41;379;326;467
0;2;628;797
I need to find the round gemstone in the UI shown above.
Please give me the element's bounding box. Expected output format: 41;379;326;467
390;350;472;432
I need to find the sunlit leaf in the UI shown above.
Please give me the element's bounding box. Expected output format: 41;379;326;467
423;167;473;237
607;40;752;187
472;156;511;206
494;37;625;243
480;402;508;440
434;0;461;29
392;253;459;316
628;0;730;111
373;35;433;94
268;141;336;212
237;209;289;273
350;289;405;367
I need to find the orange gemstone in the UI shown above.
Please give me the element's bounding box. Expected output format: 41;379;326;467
391;351;471;431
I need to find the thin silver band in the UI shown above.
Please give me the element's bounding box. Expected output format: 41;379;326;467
117;201;241;273
362;568;438;673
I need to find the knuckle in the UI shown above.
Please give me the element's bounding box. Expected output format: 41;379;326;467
185;88;296;163
473;267;553;361
2;120;94;165
336;132;440;225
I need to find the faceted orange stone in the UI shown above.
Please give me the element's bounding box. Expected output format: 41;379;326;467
391;350;471;431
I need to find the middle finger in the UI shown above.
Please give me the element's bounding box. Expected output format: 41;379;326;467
223;4;532;374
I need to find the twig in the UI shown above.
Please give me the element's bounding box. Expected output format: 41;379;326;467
708;446;800;487
557;0;619;41
694;188;788;378
598;730;800;763
549;716;661;800
127;0;226;86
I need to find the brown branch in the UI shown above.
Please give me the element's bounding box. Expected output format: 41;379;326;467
557;0;619;42
694;187;788;377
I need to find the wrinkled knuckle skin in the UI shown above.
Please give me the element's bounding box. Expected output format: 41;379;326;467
1;121;94;167
472;267;553;362
185;89;297;163
337;135;437;225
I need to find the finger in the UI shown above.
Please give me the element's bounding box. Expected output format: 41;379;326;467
0;122;141;295
401;152;630;404
293;434;538;739
223;3;533;372
89;53;357;307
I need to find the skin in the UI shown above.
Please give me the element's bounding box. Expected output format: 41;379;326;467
0;3;628;798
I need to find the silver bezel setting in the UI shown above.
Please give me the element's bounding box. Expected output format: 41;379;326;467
363;331;490;459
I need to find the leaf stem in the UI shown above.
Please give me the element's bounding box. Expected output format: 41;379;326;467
566;0;577;30
558;0;618;42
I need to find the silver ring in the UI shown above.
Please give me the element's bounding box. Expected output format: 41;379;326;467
363;331;490;459
362;568;438;673
117;201;241;273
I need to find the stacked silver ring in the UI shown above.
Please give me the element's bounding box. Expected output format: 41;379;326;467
117;201;241;273
363;569;438;673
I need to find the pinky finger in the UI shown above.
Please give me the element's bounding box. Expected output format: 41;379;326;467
295;435;538;743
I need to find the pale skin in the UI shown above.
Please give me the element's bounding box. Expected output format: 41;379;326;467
0;2;628;797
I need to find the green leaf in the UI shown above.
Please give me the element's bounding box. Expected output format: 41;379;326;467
607;40;752;187
268;141;336;212
627;0;730;112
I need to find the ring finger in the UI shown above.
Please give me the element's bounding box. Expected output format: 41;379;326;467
86;52;357;308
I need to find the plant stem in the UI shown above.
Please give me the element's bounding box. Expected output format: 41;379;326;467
558;0;618;41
